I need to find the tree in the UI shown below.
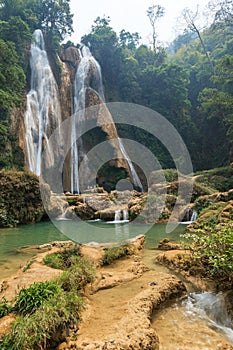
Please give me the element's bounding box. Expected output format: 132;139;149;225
147;4;165;51
119;30;140;51
198;55;233;154
182;7;216;74
0;0;73;42
0;16;31;57
81;17;121;101
208;0;233;25
0;39;25;114
38;0;73;41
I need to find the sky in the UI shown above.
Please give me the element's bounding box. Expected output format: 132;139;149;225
69;0;211;46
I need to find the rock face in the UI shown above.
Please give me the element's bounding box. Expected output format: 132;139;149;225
59;47;131;192
0;170;45;227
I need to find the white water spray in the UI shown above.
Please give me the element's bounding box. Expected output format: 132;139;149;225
24;29;62;176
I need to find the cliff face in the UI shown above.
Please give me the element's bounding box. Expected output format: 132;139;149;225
12;45;131;193
59;47;131;192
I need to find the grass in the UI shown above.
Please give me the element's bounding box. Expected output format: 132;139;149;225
101;244;131;265
0;247;95;349
43;245;81;270
0;288;83;350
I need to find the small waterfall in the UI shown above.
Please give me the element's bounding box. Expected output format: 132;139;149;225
123;209;129;221
71;46;105;194
180;207;198;224
25;29;62;176
114;210;121;222
185;292;233;345
191;210;198;222
56;207;70;221
118;138;143;191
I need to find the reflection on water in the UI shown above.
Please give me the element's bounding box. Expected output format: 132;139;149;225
0;220;186;279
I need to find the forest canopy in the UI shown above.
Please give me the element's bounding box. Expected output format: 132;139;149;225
0;0;232;170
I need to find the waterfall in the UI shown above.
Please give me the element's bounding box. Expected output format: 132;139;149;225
71;46;142;194
123;209;129;221
185;292;233;345
71;46;105;194
114;210;121;222
24;29;62;176
191;210;198;222
118;138;143;191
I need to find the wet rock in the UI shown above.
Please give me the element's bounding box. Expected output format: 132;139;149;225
158;238;181;250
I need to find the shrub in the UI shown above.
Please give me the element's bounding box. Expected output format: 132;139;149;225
182;223;233;281
13;281;60;315
57;258;95;291
43;246;81;270
0;298;12;318
0;289;83;350
101;244;130;265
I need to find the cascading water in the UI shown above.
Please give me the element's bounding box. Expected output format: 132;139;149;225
71;46;105;194
123;209;129;221
24;29;62;176
191;210;198;222
118;138;143;191
71;46;142;194
114;210;121;222
185;292;233;345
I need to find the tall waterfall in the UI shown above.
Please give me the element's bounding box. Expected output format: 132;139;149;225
70;46;105;194
71;46;142;193
24;29;62;176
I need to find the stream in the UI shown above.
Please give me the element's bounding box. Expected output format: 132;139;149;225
144;250;233;349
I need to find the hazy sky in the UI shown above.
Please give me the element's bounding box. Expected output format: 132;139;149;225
69;0;211;46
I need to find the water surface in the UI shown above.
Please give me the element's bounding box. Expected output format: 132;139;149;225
0;220;186;279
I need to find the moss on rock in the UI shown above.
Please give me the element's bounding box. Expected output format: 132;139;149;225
0;170;45;227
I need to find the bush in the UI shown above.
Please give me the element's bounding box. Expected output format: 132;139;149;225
182;223;233;281
0;289;83;350
0;248;95;349
43;246;81;270
57;258;95;291
13;281;60;315
0;298;12;318
101;244;130;265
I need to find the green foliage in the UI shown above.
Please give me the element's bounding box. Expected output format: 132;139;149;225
0;39;25;112
101;244;130;265
0;288;83;350
182;223;233;280
57;260;95;291
43;245;81;270
38;0;73;41
14;281;60;315
195;166;233;192
0;171;44;227
0;298;13;318
0;248;95;349
44;246;95;291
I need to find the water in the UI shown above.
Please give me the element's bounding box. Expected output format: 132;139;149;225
71;46;105;194
118;138;143;191
191;210;198;222
185;292;233;344
71;46;142;194
114;210;121;222
123;209;128;221
152;291;233;349
0;221;185;279
24;29;62;176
